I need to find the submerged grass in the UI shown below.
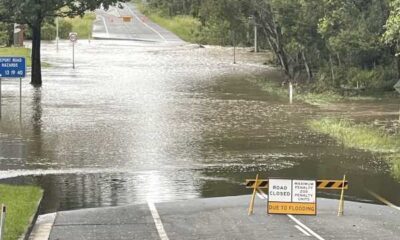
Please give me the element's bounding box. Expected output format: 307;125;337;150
308;118;400;153
309;118;400;178
253;76;396;106
0;185;43;240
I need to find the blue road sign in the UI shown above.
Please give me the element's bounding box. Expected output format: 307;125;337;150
0;57;26;78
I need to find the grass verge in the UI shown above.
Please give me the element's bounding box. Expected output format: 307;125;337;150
136;2;200;42
0;47;51;68
0;48;31;67
308;118;400;153
63;13;96;39
0;184;43;240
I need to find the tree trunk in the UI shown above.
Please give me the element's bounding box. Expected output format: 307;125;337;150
329;54;335;84
301;51;312;83
31;23;42;86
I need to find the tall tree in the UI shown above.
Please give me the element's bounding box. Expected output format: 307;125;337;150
0;0;125;86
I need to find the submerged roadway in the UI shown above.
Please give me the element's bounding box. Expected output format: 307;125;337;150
93;3;184;43
27;3;400;240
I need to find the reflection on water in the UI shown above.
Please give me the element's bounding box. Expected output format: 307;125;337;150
0;40;399;213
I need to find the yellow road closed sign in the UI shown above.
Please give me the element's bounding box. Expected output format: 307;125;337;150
268;179;316;215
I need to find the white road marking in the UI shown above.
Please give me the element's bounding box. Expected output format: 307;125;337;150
147;201;170;240
123;3;167;42
254;190;323;239
287;214;325;240
258;189;269;199
99;15;110;37
368;190;400;211
295;225;311;236
256;192;265;200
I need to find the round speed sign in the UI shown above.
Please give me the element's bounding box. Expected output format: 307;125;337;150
69;32;78;42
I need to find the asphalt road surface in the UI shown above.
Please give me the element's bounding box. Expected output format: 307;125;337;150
29;195;400;240
93;3;184;43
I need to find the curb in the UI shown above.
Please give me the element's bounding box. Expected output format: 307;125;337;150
21;191;44;240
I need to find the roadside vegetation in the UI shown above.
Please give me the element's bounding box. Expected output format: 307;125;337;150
0;47;50;67
309;118;400;178
0;47;31;66
136;3;200;42
137;0;400;98
0;0;122;86
0;184;43;240
40;13;96;40
249;75;394;106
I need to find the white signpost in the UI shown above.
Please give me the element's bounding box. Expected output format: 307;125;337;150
69;32;78;69
268;179;317;215
395;80;400;122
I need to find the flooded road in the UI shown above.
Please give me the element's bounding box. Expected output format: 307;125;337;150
0;40;399;213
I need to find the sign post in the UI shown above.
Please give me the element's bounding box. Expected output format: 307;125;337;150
395;80;400;122
56;17;59;52
69;32;78;69
0;205;6;240
268;179;317;215
0;56;27;120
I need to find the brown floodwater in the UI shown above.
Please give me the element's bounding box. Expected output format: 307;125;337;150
0;40;399;213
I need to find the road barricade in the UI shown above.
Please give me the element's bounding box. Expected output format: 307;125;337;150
245;175;348;216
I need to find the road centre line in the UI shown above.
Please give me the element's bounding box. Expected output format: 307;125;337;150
99;15;109;37
295;225;311;236
147;201;170;240
287;214;325;240
367;190;400;211
123;3;167;42
254;189;324;239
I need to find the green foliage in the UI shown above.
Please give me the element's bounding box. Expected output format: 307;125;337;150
139;0;252;46
138;6;201;43
65;13;96;39
0;184;43;240
39;20;73;40
38;13;95;40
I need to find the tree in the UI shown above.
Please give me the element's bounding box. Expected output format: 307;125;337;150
0;0;126;86
383;0;400;78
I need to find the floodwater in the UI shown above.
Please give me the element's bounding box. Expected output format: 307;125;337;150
0;40;399;213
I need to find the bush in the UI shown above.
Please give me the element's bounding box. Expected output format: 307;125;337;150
26;20;72;40
315;65;397;92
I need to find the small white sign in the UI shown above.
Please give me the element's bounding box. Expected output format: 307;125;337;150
292;180;316;203
268;179;292;202
69;32;78;42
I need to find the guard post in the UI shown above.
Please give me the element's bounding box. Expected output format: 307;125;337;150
394;80;400;122
0;205;6;240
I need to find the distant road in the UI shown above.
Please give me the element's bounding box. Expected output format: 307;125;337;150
92;3;185;43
